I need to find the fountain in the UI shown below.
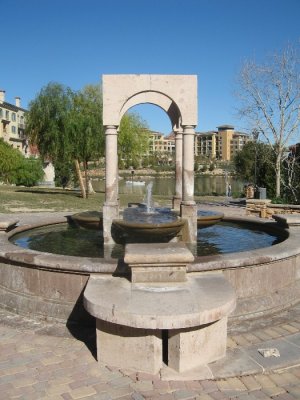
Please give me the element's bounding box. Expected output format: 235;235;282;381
0;74;300;378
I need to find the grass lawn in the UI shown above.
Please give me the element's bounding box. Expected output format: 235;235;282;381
0;185;169;213
0;185;227;214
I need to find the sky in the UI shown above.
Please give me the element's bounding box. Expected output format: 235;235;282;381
2;0;299;135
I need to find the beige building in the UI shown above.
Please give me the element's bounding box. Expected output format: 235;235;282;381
0;90;29;156
195;125;250;161
147;125;250;162
148;130;175;155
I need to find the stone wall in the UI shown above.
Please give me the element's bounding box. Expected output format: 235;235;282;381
246;199;300;219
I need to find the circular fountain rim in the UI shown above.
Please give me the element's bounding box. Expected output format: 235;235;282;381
2;214;296;275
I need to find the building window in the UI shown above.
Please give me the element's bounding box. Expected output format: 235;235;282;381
0;108;2;118
12;113;16;121
12;126;16;134
6;110;9;119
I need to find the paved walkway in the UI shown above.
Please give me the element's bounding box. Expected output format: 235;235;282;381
1;206;300;399
1;304;300;400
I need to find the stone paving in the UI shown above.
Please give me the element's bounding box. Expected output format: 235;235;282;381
1;304;300;400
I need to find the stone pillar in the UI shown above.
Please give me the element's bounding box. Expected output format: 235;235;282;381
96;320;162;374
181;125;197;243
103;125;119;244
173;130;183;211
168;318;228;372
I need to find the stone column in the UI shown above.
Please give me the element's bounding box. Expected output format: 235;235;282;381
172;130;183;211
181;125;197;243
103;125;119;244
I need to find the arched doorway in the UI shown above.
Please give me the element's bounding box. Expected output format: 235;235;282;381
102;74;198;244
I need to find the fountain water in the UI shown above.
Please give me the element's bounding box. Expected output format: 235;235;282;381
145;181;153;213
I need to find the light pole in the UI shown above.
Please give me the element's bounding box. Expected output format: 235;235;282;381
252;129;259;197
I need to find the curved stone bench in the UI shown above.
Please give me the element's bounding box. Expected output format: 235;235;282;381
84;243;236;375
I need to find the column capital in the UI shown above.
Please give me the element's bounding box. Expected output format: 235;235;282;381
104;125;118;135
182;125;196;135
175;131;183;140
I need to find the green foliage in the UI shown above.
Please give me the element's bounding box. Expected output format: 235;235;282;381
0;140;43;186
26;82;74;163
14;158;44;187
0;139;23;183
234;141;276;198
68;85;104;163
26;82;105;190
118;113;149;168
53;159;75;188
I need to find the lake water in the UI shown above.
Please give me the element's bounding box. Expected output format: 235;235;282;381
91;175;244;197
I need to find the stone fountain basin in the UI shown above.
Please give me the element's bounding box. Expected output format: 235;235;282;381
67;211;103;230
66;209;224;232
197;211;224;228
112;219;186;243
1;214;300;326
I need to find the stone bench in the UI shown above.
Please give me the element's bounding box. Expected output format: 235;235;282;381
83;243;236;375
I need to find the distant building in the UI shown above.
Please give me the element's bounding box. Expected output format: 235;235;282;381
147;130;175;154
195;125;251;161
147;126;250;162
0;90;30;156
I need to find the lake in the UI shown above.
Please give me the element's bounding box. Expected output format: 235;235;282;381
91;175;244;197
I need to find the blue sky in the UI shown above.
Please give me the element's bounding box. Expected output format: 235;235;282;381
2;0;299;134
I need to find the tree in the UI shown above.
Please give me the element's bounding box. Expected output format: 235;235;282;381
0;139;44;186
236;44;300;198
118;113;149;169
234;141;276;198
67;84;104;197
26;82;104;198
281;143;300;203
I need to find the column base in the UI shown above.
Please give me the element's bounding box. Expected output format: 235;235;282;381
103;202;119;244
172;196;182;211
180;203;197;243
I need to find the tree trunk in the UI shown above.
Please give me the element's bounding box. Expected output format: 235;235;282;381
275;154;281;198
74;159;86;198
84;160;89;199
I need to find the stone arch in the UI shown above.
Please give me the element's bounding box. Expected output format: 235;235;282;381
119;91;181;131
102;74;198;244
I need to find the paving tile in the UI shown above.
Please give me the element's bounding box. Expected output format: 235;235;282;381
253;374;277;388
272;393;298;400
194;395;214;400
261;385;286;397
284;332;300;348
69;385;97;399
281;324;299;334
246;390;270;399
173;389;197;399
200;380;219;393
262;328;282;339
246;338;300;370
240;375;261;391
130;380;154;392
209;348;263;378
107;385;134;399
231;335;252;347
285;385;300;398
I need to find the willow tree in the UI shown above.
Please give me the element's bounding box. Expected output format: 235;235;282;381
68;84;104;197
26;82;104;198
236;44;300;198
118;113;149;169
26;82;75;186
